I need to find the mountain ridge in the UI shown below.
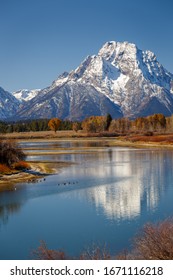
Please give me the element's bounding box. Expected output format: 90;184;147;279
1;40;173;121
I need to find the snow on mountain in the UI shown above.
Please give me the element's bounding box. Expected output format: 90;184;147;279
0;87;20;120
16;81;123;120
13;89;41;102
67;41;173;118
1;40;173;121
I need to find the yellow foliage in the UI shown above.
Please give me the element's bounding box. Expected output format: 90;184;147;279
82;116;107;132
48;118;61;133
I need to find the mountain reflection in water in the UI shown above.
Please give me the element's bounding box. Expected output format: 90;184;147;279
0;140;173;259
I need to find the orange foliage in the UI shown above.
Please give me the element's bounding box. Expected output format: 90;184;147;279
0;164;11;174
48;118;61;133
82;116;107;132
13;161;31;170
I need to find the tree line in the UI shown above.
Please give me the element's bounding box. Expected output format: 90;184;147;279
0;119;73;134
1;113;173;134
81;113;173;134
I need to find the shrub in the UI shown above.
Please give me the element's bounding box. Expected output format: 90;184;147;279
13;161;31;170
33;219;173;260
0;164;11;174
33;240;67;260
132;219;173;259
0;140;26;167
80;244;111;260
144;131;153;136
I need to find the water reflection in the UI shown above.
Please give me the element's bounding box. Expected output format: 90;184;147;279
61;148;173;220
1;141;173;259
2;145;173;223
0;201;22;226
20;140;111;149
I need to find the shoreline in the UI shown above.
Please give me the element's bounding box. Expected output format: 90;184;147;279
0;161;71;191
0;162;51;188
1;133;173;190
108;138;173;149
1;130;173;147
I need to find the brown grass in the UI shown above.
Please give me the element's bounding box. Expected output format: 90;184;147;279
0;130;120;140
0;130;88;140
1;130;173;145
124;134;173;144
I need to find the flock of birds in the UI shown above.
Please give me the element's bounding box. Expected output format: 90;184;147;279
57;181;79;186
13;177;79;191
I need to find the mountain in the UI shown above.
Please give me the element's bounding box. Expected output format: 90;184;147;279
16;81;123;120
97;41;173;118
16;41;173;120
1;40;173;121
0;87;20;120
13;89;41;102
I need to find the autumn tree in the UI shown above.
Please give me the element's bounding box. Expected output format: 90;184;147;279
109;118;130;133
133;117;149;132
166;115;173;132
48;118;61;133
72;122;81;132
145;114;166;132
82;116;108;133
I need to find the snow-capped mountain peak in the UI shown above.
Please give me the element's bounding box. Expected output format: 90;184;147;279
13;89;41;102
65;40;173;118
1;40;173;121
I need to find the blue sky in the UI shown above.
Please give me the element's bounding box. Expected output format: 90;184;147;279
0;0;173;92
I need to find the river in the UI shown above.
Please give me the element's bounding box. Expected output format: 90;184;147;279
0;139;173;259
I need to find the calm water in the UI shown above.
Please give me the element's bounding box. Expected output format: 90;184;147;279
0;140;173;259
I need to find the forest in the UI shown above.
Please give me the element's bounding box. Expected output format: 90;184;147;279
1;113;173;135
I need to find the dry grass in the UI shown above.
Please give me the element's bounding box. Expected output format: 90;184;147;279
1;130;173;147
124;134;173;144
0;130;88;140
0;130;119;140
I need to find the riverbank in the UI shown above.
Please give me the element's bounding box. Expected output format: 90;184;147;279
113;134;173;149
1;130;173;148
1;131;173;190
0;162;49;189
0;161;71;191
